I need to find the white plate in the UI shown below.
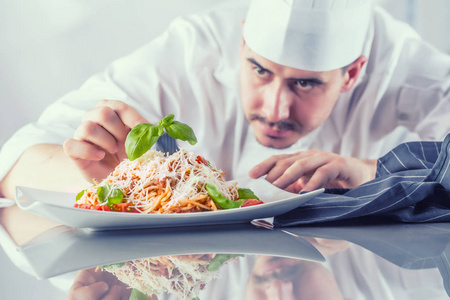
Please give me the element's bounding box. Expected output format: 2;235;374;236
15;178;324;231
18;223;325;279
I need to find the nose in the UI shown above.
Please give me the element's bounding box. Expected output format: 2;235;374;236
261;81;292;123
266;279;295;299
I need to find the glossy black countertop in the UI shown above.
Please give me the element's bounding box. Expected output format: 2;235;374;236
2;218;450;300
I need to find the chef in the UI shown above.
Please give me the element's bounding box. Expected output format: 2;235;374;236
1;0;450;200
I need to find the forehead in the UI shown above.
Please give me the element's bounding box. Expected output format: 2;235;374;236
242;44;338;79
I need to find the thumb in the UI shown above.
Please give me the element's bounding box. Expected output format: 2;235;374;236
71;282;109;300
97;100;149;129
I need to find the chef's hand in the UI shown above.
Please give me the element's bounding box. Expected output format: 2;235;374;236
68;268;131;300
64;100;148;181
248;150;377;193
301;237;351;256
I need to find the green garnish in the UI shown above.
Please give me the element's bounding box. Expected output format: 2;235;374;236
205;184;243;209
157;114;175;128
237;188;260;200
125;123;163;161
98;262;125;270
208;254;245;271
75;189;85;201
129;289;152;300
125;114;197;161
165;121;197;145
97;184;123;207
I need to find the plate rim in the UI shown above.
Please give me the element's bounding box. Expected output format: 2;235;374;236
15;186;324;228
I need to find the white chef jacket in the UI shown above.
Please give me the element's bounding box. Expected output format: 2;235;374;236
1;3;450;183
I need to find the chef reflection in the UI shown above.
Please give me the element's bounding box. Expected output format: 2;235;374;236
246;256;352;300
246;237;352;300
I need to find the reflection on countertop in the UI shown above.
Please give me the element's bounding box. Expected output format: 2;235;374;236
3;222;450;299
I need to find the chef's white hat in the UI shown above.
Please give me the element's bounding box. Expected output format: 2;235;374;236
243;0;373;71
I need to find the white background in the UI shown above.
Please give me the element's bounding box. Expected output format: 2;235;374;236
1;0;450;147
1;0;449;299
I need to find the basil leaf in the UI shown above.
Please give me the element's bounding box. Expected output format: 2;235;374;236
129;289;152;300
206;184;243;209
97;186;107;204
98;262;125;270
125;115;197;161
165;121;198;145
238;188;260;200
97;184;123;207
125;123;164;161
157;114;175;128
107;189;123;206
75;189;85;201
208;254;244;271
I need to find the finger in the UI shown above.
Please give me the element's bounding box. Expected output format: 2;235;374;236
99;270;121;287
100;285;123;300
75;121;120;155
91;268;116;283
301;164;340;192
71;282;109;300
265;157;300;185
248;154;291;178
115;142;128;162
63;139;105;161
285;176;310;193
96;100;149;129
64;138;105;161
285;183;301;193
70;269;98;291
270;155;330;189
83;106;130;143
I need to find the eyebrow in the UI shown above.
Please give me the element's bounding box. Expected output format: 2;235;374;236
247;58;273;75
247;58;324;85
288;76;325;86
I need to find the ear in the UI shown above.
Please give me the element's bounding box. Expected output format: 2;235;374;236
340;55;367;92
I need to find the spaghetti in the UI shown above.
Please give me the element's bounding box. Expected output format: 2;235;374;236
100;254;223;300
74;148;242;213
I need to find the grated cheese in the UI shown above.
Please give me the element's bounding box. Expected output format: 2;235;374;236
104;255;219;300
77;148;240;213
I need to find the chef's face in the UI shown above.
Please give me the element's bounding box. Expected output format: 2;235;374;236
239;43;363;149
245;256;346;300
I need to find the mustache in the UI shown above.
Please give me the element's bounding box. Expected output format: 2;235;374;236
250;114;302;132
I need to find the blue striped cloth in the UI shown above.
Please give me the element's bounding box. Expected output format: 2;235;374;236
274;133;450;226
155;133;178;155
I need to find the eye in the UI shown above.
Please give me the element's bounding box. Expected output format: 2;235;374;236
294;80;314;90
253;66;268;77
